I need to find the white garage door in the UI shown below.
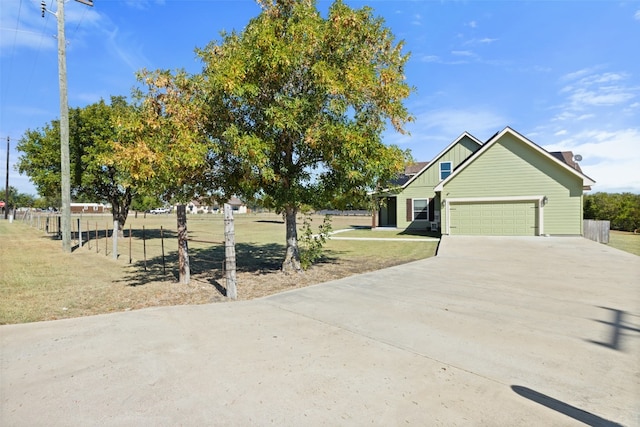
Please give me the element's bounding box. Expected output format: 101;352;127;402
449;201;538;236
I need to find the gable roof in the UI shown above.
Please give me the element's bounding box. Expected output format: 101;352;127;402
405;161;430;175
400;131;483;189
549;151;582;172
388;161;430;186
434;127;596;191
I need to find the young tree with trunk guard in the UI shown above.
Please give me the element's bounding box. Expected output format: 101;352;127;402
199;0;413;271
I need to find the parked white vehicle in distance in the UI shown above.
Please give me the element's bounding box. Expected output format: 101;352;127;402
149;207;170;214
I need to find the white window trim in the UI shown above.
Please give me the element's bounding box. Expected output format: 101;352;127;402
439;161;452;181
443;195;545;236
412;198;430;221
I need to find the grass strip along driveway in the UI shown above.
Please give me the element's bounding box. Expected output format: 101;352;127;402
1;213;438;324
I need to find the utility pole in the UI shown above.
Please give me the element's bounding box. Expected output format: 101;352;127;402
4;137;8;220
42;0;94;252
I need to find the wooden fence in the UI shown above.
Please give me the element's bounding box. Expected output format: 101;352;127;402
584;219;610;243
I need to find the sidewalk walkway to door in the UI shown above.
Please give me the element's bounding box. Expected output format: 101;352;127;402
1;236;638;426
328;227;441;241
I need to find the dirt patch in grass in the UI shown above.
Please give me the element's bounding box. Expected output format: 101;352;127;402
204;255;414;301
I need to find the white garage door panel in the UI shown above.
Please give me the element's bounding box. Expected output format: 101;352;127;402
450;201;537;236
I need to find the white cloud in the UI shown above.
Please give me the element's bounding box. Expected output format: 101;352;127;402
464;37;498;46
543;129;640;192
451;50;475;57
0;1;56;51
555;68;638;119
580;72;627;85
0;0;103;53
561;67;600;82
568;87;635;108
103;25;153;73
65;5;101;27
634;10;640;21
124;0;166;10
419;54;441;63
537;66;639;192
385;107;508;160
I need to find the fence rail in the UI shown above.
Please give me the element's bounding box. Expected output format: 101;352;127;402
584;219;610;243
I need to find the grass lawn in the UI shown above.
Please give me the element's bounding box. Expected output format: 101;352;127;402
6;211;634;325
608;230;640;256
1;213;438;324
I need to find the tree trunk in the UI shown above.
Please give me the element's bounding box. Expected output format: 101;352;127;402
224;203;237;299
176;204;190;284
112;208;128;237
282;205;301;273
109;188;132;237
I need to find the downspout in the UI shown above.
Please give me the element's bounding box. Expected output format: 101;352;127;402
444;198;450;235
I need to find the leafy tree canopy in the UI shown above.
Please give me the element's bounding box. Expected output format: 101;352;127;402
584;192;640;232
113;69;215;205
200;0;414;270
16;96;138;230
117;0;414;271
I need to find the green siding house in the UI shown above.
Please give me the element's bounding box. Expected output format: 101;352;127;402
374;127;595;236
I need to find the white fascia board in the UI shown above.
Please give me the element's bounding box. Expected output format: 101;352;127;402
434;127;596;191
445;195;545;203
501;127;596;186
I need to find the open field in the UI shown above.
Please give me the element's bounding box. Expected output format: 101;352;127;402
1;213;438;324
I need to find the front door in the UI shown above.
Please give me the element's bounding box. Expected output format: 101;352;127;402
386;197;397;226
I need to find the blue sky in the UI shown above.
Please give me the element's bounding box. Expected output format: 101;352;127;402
1;0;639;195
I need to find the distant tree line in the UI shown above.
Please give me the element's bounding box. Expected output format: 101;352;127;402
2;187;32;210
584;192;640;232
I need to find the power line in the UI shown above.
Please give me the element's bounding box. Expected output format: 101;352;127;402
1;0;56;135
69;4;90;40
22;0;57;110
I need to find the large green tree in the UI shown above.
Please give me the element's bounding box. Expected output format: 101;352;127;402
584;192;640;232
200;0;414;271
16;96;138;231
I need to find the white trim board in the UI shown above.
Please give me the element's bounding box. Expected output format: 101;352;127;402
434;127;595;192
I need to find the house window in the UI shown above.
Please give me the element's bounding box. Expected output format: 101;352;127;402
439;161;452;180
413;199;430;220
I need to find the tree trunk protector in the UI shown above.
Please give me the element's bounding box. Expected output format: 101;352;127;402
282;206;301;273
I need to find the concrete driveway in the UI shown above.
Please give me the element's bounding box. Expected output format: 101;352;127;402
1;236;638;426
